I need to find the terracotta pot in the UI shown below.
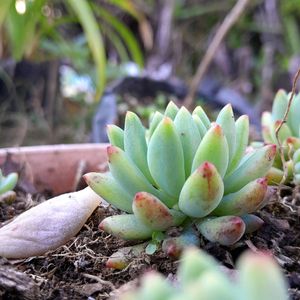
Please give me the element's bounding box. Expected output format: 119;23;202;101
0;144;108;195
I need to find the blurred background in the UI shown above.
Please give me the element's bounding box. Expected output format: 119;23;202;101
0;0;299;147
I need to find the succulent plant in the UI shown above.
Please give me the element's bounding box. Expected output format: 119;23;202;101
120;247;289;300
261;90;300;184
0;169;18;196
84;102;276;268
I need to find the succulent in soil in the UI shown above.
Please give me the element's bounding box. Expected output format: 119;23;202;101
261;90;300;184
84;102;276;268
120;247;289;300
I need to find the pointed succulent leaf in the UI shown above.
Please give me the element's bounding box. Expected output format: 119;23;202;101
107;125;124;149
192;123;229;177
196;216;246;246
132;192;186;231
287;92;300;136
179;162;224;218
270;120;293;145
164;101;179;119
261;112;275;144
0;172;18;195
106;242;147;269
238;252;289;300
124;111;155;184
99;214;153;240
107;146;164;202
241;214;264;234
227;115;249;174
215;104;236;163
174;107;201;176
192;105;211;129
177;247;218;287
162;226;200;258
212;178;268;216
266;167;284;185
192;114;207;138
271;89;288;122
136;272;174;300
223;144;276;194
186;270;236;300
147;117;185;198
286;137;300;158
147;111;164;140
293;148;300;162
83;172;133;213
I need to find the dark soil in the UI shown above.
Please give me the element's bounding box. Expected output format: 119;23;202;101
0;186;299;300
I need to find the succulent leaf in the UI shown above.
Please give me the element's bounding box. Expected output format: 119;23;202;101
212;178;268;216
191;123;229;177
136;272;174;300
287;92;300;136
147;111;164;140
132;192;186;231
107;146;172;205
83;172;133;213
192;114;207;138
124;111;155;184
107;124;124;149
164;101;179;119
241;214;264;234
186;270;237;300
174;107;202;176
271;89;288;122
238;252;289;300
192;105;211;129
224;145;276;194
0;172;18;195
106;243;147;269
147;117;185;198
196;216;246;245
215;104;236;163
227;115;249;174
177;247;218;287
179;162;224;218
99;214;153;240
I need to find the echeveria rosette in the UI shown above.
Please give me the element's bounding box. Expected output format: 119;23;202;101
84;102;276;268
120;248;289;300
261;90;300;185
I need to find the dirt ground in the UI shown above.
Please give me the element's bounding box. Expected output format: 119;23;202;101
0;185;299;300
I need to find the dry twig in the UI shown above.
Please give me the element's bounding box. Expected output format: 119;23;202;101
183;0;251;109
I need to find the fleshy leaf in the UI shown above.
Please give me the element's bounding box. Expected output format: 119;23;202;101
179;162;224;218
147;117;185;198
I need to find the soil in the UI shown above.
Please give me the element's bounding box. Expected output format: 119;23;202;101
0;186;299;300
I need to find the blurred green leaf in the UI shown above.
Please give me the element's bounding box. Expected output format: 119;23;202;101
67;0;106;100
0;0;13;27
92;5;143;67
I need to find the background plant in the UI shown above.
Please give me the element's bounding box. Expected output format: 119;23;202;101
120;247;289;300
261;90;300;185
85;101;276;269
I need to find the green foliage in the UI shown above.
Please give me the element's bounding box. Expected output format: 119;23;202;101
85;102;276;268
0;0;144;100
122;248;289;300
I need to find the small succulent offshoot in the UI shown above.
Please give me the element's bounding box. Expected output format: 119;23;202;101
84;101;276;269
261;90;300;185
120;247;289;300
0;169;18;205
